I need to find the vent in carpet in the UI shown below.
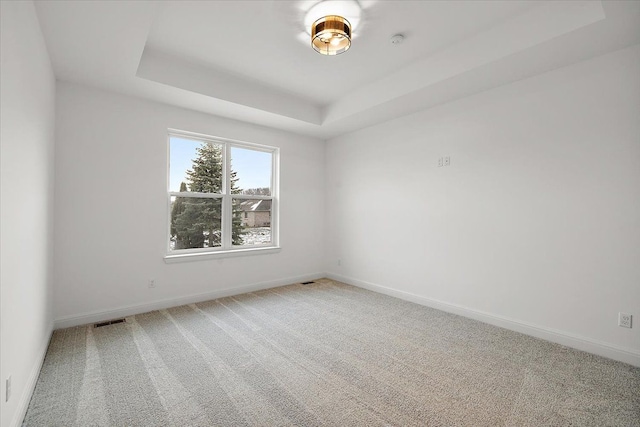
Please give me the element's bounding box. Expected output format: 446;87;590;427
301;281;315;285
94;318;126;328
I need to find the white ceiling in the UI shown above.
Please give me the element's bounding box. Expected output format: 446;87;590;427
34;1;640;139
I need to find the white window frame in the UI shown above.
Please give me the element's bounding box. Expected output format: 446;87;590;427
165;129;279;262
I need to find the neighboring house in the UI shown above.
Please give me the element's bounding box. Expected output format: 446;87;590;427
238;199;271;227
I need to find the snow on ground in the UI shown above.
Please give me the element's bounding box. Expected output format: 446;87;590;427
241;227;271;245
169;227;271;250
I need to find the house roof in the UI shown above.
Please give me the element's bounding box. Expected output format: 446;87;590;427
238;200;271;212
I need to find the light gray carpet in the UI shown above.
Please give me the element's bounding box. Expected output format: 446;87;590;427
24;279;640;426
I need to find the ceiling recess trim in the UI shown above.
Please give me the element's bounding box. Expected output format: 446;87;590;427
323;0;606;124
136;48;323;125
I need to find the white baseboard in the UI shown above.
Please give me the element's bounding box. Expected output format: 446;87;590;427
11;325;53;427
327;272;640;368
54;273;324;329
53;271;640;367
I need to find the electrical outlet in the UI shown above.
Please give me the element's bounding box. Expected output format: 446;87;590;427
6;375;11;402
444;156;451;166
618;313;632;328
148;279;156;289
438;157;443;167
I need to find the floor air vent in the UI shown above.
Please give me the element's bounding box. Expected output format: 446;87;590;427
94;318;126;328
301;281;315;285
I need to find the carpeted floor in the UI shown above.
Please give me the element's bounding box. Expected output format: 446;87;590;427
24;279;640;426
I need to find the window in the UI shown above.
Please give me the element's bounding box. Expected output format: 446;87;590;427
167;130;278;258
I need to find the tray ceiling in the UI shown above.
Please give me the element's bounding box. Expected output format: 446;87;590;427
35;1;640;139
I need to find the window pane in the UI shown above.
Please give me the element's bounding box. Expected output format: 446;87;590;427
233;198;272;246
170;196;222;250
230;147;272;196
170;137;223;193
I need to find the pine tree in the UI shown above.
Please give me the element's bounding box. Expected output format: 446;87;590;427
171;143;245;249
230;169;244;245
171;182;190;249
185;143;223;193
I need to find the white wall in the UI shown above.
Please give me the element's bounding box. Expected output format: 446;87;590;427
53;82;325;324
0;2;56;426
325;45;640;365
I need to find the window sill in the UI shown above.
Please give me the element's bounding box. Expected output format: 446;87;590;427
164;246;281;263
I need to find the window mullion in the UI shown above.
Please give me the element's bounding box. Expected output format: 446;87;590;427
168;192;222;199
271;147;279;247
222;144;232;249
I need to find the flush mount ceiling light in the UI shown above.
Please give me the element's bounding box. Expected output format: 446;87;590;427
311;15;351;55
